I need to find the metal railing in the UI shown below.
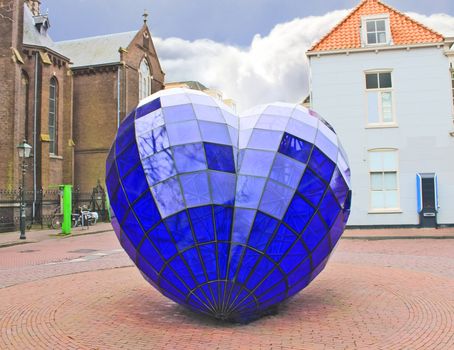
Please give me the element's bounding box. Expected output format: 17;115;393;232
0;184;109;233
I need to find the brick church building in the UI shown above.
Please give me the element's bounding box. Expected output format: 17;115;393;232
0;0;165;197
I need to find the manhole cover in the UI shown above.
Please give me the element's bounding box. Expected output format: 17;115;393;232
68;249;98;254
19;249;39;253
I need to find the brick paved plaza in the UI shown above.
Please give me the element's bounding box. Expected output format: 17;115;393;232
0;227;453;349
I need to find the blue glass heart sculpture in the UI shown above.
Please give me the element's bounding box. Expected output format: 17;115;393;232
106;88;351;322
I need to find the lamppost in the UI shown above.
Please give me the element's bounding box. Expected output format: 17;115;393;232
17;139;32;240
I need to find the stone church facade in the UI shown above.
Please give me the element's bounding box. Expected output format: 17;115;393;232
0;0;164;196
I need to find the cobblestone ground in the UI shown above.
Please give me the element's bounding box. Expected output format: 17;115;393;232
0;230;453;349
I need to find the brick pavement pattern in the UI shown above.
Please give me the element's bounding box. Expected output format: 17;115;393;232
0;229;453;349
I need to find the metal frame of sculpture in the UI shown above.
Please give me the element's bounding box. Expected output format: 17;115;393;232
106;88;351;322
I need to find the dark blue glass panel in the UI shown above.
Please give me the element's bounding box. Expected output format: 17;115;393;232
164;211;194;251
122;163;148;204
168;255;196;289
188;206;214;243
329;212;345;246
138;262;158;289
247;212;278;251
308;146;335;183
116;142;140;179
283;194;315;233
110;187;131;223
149;222;178;260
330;167;348;207
279;238;308;274
236;248;261;284
318;189;341;228
204;142;235;173
139;238;164;272
117;110;136;141
278;132;312;163
297;168;327;207
245;258;275;291
121;210;145;247
160;266;190;294
132;190;160;232
266;224;297;262
309;256;329;283
302;212;328;251
287;258;311;285
199;244;217;281
287;275;310;298
214;206;233;241
182;248;206;285
257;280;286;304
120;232;137;262
116;121;135;157
253;268;285;298
136;98;161;118
173;143;206;173
217;242;230;279
136;126;170;156
311;234;330;268
105;163;120;199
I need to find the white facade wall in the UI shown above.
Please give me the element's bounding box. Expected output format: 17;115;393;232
309;46;454;226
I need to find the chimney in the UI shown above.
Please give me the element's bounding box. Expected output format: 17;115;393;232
25;0;41;16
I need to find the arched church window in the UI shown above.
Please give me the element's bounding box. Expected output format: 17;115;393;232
139;59;152;100
49;77;58;155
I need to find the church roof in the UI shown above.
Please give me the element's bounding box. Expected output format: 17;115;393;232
23;5;56;50
55;31;137;68
308;0;444;53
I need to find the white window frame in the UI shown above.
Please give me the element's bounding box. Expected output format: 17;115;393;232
451;70;454;115
364;70;397;127
361;14;392;47
368;148;401;213
138;59;152;100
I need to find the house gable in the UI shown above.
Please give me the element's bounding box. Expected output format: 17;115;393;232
308;0;444;53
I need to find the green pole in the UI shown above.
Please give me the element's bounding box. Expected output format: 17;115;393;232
61;184;72;235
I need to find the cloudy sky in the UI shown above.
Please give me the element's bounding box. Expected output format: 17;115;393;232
41;0;454;110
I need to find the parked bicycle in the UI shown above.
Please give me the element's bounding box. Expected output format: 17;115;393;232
49;205;98;229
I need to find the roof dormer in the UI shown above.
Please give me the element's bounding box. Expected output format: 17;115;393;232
361;14;392;47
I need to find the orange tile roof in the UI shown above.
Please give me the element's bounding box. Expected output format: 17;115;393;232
309;0;444;52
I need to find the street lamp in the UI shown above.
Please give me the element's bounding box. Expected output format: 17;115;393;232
17;139;32;240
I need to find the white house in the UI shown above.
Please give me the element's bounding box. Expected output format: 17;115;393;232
306;0;454;227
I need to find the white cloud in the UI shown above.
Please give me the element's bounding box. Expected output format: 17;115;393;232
154;10;454;111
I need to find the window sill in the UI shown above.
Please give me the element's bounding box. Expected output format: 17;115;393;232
50;154;63;160
366;123;398;129
368;209;402;214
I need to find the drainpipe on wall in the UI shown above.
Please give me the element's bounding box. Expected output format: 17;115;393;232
117;66;121;129
32;51;39;219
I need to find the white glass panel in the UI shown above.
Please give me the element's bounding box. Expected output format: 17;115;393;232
369;152;382;171
371;191;385;209
370;173;383;191
378;32;387;43
383;151;397;170
367;92;379;123
384;172;397;190
385;190;398;208
381;92;393;122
